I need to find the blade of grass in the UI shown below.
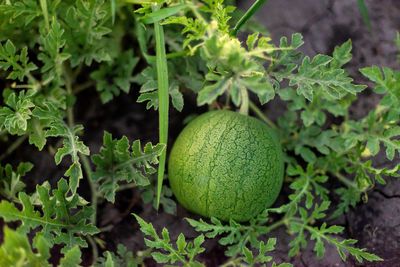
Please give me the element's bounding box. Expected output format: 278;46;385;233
39;0;50;32
111;0;116;25
141;4;188;24
230;0;268;37
357;0;372;34
153;3;169;210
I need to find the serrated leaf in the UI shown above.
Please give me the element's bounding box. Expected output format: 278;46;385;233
197;77;230;106
32;104;89;194
0;40;38;81
63;0;113;66
366;136;380;156
91;132;165;203
151;252;170;263
0;178;98;254
60;246;82;267
0;227;51;266
38;19;70;86
91;50;139;104
0;162;32;200
0;90;35;135
134;214;205;266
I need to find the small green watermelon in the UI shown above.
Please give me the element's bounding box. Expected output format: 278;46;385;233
168;110;284;222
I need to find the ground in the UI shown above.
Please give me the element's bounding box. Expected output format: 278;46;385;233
1;0;399;266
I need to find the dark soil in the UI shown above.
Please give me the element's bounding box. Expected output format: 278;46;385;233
1;0;399;266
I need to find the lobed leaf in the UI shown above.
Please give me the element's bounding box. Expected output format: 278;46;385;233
133;214;205;266
91;132;165;203
0;178;99;254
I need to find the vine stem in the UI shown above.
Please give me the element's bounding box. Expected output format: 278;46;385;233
63;64;75;128
0;135;28;162
152;3;170;210
80;154;100;263
86;235;99;264
239;87;249;115
231;0;268;37
62;62;98;263
249;100;278;129
73;80;96;94
329;171;358;190
116;183;136;192
80;153;97;225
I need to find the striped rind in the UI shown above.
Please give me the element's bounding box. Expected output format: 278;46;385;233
168;110;284;222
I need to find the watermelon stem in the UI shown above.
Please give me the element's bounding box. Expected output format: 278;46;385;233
239;87;249;115
249;100;278;129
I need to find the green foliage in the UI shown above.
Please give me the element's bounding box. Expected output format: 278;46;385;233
0;89;35;135
63;0;113;67
134;66;184;111
0;40;37;81
133;214;206;266
287;201;382;262
90;50;139;103
141;182;177;215
0;0;398;266
0;178;99;254
243;239;292;267
96;244;150;267
187;216;267;257
91;131;165;203
0;162;33;200
0;227;83;267
360;66;400;108
38;19;70;87
33;104;90;194
272;39;366;101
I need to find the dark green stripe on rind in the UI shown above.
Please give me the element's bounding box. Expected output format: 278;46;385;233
168;110;284;222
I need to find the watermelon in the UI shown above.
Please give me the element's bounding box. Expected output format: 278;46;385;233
168;110;284;222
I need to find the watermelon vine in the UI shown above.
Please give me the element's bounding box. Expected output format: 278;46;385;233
0;0;398;266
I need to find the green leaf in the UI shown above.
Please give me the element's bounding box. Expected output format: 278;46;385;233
272;39;366;101
0;90;35;135
32;104;89;194
91;50;139;103
91;132;165;203
0;178;99;254
96;243;146;267
38;19;70;86
0;227;51;267
60;246;83;267
0;0;42;25
0;162;33;200
151;252;170;263
331;40;353;68
0;40;37;81
177;233;187;253
63;0;113;66
134;67;184;111
366;135;380;156
360;66;400;107
133;214;205;266
197;77;230;106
